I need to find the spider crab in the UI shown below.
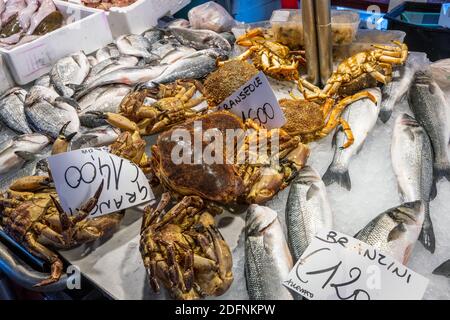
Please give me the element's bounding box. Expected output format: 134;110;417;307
0;178;123;286
150;111;310;204
140;193;232;300
228;28;306;81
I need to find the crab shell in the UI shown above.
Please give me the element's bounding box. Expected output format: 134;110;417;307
279;99;325;137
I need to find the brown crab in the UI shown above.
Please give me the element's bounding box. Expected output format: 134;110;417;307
0;177;123;286
228;28;306;81
150;111;310;204
298;41;408;99
118;80;206;135
140;193;232;300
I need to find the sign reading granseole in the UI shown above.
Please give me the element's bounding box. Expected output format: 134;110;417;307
216;71;286;129
284;229;429;300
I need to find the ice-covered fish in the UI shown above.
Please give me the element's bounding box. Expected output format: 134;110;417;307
286;166;333;262
391;113;435;253
70;126;120;150
96;43;121;62
116;34;157;63
141;49;227;88
0;87;32;134
379;53;427;123
245;205;294;300
0;133;50;174
323;88;381;190
355;201;424;264
168;27;231;52
408;70;450;182
50;51;90;97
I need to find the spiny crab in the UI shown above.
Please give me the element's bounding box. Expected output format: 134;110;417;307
150;111;310;204
228;28;306;81
0;176;123;286
140;193;232;300
118;79;206;135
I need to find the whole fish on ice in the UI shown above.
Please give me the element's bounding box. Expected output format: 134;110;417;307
0;87;32;134
116;34;157;63
168;27;231;52
286;166;333;262
323;88;381;190
70;126;120;150
96;43;121;62
245;205;294;300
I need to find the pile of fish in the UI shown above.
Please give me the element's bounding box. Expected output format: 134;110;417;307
0;0;64;49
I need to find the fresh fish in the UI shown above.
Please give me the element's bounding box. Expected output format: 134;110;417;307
26;0;58;35
323;88;382;190
160;46;196;65
0;133;50;174
391;113;435;253
25;99;79;139
286;166;333;262
165;18;190;28
116;34;157;63
142;28;164;44
168;27;231;52
245;205;294;300
355;201;424;264
379;53;427;123
50;51;90;97
220;32;236;46
84;55;139;84
70;126;120;150
0;123;18;148
0;87;32;134
141;49;227;88
74;65;167;99
1;0;26;26
96;43;121;62
408;70;450;182
25;84;78;110
150;40;177;60
34;74;51;87
87;55;97;67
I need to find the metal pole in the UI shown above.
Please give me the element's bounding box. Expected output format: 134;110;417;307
315;0;333;86
302;0;320;85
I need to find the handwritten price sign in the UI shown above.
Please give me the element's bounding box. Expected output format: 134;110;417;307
47;148;154;217
216;72;286;129
284;230;429;300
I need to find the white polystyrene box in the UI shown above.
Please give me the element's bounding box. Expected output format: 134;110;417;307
0;1;113;85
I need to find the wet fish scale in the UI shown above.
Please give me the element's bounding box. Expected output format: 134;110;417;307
0;87;32;134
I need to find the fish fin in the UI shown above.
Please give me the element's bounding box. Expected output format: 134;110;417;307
322;164;351;191
387;223;407;242
433;260;450;278
14;151;37;161
55;96;81;111
306;184;320;201
430;181;438;200
331;127;341;148
433;162;450;183
66;83;83;92
379;108;393;123
418;202;436;254
353;229;362;239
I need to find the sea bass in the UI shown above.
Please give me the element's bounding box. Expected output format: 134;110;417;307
408;70;450;182
50;51;90;97
286;166;333;262
323;88;382;190
0;87;32;134
169;27;231;52
116;34;157;63
245;205;294;300
96;43;121;62
391;113;435;253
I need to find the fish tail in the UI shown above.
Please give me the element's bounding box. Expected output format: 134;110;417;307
418;202;436;254
433;259;450;277
379;107;393;123
322;164;351;191
433;162;450;183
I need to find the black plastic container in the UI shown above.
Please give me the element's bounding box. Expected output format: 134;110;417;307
385;2;450;61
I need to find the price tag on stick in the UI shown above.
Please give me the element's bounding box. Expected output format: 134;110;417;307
283;229;429;300
47;148;154;217
216;72;286;129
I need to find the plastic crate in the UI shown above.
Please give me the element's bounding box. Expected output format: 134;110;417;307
385;1;450;61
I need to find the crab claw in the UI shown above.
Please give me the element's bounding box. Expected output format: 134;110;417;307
52;121;77;155
9;176;50;192
87;111;139;132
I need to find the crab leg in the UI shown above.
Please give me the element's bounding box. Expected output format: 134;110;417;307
141;193;171;231
363;63;387;84
338;118;355;149
52;121;77;155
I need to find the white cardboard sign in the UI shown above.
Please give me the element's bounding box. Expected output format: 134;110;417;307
283;229;429;300
216;71;286;129
47;148;154;217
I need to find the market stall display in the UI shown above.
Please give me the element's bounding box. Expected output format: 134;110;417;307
0;1;450;301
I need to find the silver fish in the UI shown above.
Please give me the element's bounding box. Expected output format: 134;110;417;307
286;166;333;262
0;123;18;148
245;205;294;300
96;43;121;62
355;201;424;264
391;113;435;253
142;28;164;44
0;133;50;174
323;88;382;190
34;74;51;87
70;126;120;150
408;70;450;182
379;53;427;123
168;27;231;52
116;34;157;63
50;51;91;98
74;65;167;99
84;55;139;85
25;100;79;139
141;49;227;88
160;46;196;65
0;87;32;134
